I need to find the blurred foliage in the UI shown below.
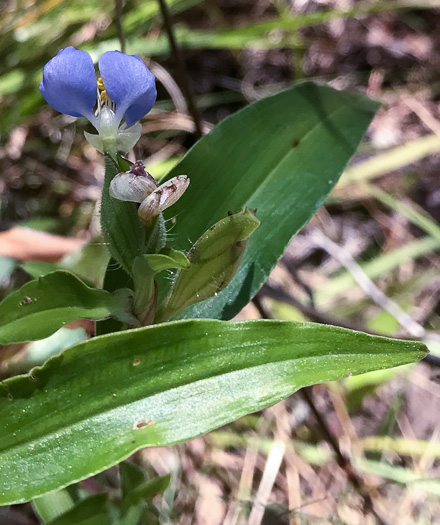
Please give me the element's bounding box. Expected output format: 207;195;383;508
1;0;440;523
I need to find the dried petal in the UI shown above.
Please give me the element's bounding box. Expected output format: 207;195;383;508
110;161;158;202
138;175;189;223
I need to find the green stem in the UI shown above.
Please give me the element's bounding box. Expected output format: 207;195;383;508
132;257;157;325
144;214;167;254
156;0;203;139
101;153;146;275
101;152;169;324
154;297;178;325
132;216;169;324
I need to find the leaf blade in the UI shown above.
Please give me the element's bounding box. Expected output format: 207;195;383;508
158;82;379;319
0;319;426;504
0;271;136;344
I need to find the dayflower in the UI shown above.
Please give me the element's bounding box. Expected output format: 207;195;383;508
39;47;156;154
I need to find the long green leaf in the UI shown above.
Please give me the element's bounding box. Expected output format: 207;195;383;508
0;271;136;344
33;490;74;523
157;82;379;319
46;494;109;525
95;1;437;55
340;133;440;186
0;319;426;504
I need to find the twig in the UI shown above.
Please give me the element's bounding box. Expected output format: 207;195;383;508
282;261;316;308
423;352;440;368
401;94;440;137
312;230;427;338
114;0;126;53
234;445;258;525
156;0;203;139
252;295;273;320
300;388;389;525
260;283;358;330
247;440;285;525
311;230;440;351
148;60;187;113
142;111;213;135
270;403;304;520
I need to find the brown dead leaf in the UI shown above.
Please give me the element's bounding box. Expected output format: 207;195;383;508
0;227;86;262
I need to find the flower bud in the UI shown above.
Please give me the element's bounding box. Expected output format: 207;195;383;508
138;175;190;224
109;160;158;203
155;208;260;322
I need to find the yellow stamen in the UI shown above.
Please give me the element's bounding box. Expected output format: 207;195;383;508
97;77;110;103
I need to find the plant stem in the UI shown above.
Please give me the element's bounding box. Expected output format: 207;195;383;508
156;0;203;139
115;0;126;53
300;388;389;525
101;153;146;275
132;256;157;325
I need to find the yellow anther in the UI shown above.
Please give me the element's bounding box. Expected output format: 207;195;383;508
97;77;112;105
97;77;105;91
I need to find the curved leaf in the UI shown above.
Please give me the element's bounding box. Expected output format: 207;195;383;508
0;319;426;504
0;271;137;344
47;494;109;525
143;249;190;273
158;82;379;319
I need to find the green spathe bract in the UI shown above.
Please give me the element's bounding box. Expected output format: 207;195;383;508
156;208;260;321
0;320;427;505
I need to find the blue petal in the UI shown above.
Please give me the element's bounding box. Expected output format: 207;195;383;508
99;51;157;127
39;47;97;121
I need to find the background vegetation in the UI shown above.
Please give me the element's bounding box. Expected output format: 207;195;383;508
0;0;439;523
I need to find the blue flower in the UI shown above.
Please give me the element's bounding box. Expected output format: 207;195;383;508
39;47;157;154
